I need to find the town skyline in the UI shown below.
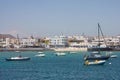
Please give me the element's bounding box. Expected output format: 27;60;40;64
1;0;120;37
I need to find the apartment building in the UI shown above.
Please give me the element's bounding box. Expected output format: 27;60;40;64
49;35;68;48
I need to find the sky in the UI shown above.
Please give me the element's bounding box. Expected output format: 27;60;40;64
0;0;120;37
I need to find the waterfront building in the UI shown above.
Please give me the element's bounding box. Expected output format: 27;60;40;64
20;36;38;48
49;35;68;48
106;36;120;47
87;36;120;48
68;36;88;48
0;34;16;48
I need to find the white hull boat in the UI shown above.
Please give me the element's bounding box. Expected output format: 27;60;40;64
35;53;45;57
55;52;66;56
6;56;30;61
84;60;106;65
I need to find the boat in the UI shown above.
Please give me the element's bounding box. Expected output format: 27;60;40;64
84;60;106;65
55;52;66;56
15;51;21;53
84;51;110;60
69;51;77;54
6;55;30;61
84;23;110;60
87;23;112;51
38;51;43;53
35;53;45;57
110;55;117;58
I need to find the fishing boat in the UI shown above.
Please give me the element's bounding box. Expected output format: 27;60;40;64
84;23;110;60
6;55;30;61
84;60;106;65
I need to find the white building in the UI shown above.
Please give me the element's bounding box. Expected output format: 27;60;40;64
0;34;16;48
20;37;38;48
68;36;89;48
50;35;68;48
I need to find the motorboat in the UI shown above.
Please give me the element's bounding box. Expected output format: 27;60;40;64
15;51;21;53
35;53;45;57
55;52;66;56
38;51;43;53
69;52;77;54
84;60;106;65
6;55;30;61
110;55;117;58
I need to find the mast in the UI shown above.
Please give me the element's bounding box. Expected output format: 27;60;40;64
98;23;107;52
98;23;107;47
98;23;100;53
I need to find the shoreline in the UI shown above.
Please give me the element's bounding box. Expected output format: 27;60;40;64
0;47;120;52
0;47;87;52
0;48;54;52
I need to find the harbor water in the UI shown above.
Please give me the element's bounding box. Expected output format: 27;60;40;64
0;51;120;80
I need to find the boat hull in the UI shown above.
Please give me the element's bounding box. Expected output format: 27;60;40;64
110;55;117;58
6;57;30;61
84;56;110;60
84;60;106;65
35;54;45;57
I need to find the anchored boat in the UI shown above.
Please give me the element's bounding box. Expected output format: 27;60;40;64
84;60;106;65
84;23;110;60
6;55;30;61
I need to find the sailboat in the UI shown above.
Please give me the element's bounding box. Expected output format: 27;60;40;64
84;23;110;60
87;24;112;51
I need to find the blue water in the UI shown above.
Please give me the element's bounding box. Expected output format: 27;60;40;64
0;51;120;80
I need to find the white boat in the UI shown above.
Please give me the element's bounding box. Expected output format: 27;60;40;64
38;51;43;53
6;55;30;61
110;55;117;58
70;52;77;54
55;52;66;56
15;51;21;53
35;53;45;57
84;60;106;65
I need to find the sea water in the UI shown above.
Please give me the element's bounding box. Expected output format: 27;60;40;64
0;51;120;80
